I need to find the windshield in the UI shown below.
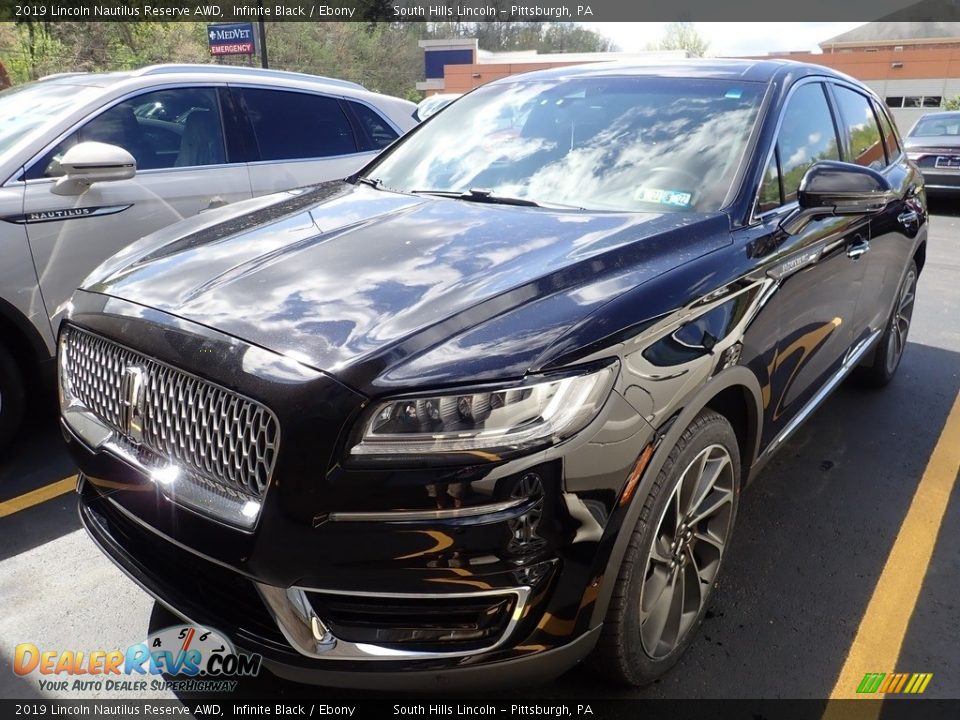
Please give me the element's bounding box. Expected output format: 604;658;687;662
0;81;99;156
369;76;765;213
910;115;960;138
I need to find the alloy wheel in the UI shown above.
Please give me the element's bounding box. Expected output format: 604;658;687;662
638;444;735;658
886;268;917;375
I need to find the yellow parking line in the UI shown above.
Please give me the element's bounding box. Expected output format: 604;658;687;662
826;390;960;704
0;476;77;518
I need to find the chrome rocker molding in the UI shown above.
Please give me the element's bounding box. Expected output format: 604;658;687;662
255;583;532;661
755;327;882;467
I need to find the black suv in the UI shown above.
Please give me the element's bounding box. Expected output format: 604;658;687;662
60;60;926;689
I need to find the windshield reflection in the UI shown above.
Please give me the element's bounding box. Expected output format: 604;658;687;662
371;76;764;213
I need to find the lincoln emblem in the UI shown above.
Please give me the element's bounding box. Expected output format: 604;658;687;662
119;366;145;444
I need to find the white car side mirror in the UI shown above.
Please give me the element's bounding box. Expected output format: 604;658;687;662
52;142;136;196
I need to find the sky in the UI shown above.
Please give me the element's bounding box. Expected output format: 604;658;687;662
586;22;869;56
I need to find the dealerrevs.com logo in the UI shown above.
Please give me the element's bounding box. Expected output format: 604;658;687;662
13;625;261;693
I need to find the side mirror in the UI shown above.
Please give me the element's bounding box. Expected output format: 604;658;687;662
52;142;136;196
780;160;896;235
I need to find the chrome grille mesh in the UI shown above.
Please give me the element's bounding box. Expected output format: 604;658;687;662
63;327;279;498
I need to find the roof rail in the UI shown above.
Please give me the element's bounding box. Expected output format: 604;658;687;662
38;71;91;81
134;64;365;91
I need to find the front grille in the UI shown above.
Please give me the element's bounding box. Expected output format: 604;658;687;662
63;326;280;500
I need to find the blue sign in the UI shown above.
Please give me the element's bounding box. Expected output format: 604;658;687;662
207;23;256;56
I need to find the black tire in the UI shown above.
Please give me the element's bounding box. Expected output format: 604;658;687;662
0;343;26;454
590;409;741;686
855;260;917;388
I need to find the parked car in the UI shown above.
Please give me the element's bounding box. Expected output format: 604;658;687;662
414;92;461;121
904;110;960;192
61;60;926;689
0;64;416;451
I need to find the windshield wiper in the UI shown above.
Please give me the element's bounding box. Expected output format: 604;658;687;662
410;188;542;207
357;176;383;189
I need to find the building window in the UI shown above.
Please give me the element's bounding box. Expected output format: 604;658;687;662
886;96;943;109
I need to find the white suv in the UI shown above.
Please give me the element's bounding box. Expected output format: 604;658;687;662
0;64;416;450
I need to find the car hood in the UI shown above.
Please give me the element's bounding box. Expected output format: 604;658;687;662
84;182;729;392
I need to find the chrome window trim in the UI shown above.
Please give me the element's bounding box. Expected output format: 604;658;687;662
19;160;250;188
244;152;378;169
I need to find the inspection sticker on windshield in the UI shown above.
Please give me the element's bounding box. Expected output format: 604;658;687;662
634;187;693;208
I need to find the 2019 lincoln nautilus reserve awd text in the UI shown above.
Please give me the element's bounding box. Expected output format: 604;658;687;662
60;60;927;689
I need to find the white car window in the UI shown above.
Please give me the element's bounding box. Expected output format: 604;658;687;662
26;87;228;179
239;88;358;161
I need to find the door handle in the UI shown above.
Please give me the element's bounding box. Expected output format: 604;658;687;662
898;209;919;229
847;235;870;260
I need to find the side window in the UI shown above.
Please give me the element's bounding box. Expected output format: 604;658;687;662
757;152;782;213
833;86;886;170
873;100;901;160
772;83;841;205
347;101;398;151
25;87;225;179
239;88;358;161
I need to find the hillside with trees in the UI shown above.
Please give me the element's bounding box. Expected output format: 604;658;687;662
0;21;615;98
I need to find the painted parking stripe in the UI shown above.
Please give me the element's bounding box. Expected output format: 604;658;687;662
826;390;960;703
0;476;77;518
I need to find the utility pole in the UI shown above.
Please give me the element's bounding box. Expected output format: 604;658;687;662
257;1;268;68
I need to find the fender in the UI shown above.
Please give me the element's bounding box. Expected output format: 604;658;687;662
588;364;764;628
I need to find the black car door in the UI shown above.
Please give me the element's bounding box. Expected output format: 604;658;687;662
744;81;871;449
828;84;924;340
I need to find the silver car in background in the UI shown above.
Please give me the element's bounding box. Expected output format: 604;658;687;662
0;64;416;450
904;111;960;193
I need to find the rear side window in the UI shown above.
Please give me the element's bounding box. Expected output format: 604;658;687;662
346;101;398;150
239;88;358;161
873;100;901;159
833;86;886;170
759;82;841;209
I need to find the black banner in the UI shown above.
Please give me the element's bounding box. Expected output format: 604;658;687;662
3;700;960;720
2;0;960;23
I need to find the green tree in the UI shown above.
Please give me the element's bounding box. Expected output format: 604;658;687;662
944;97;960;111
648;21;710;57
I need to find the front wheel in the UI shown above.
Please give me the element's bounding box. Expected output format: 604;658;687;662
590;410;740;686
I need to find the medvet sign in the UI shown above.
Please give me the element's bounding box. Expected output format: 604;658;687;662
207;22;256;56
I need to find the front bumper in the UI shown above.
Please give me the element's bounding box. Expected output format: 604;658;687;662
78;471;600;690
64;293;654;687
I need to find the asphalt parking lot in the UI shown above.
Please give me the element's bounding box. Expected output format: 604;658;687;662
1;200;958;703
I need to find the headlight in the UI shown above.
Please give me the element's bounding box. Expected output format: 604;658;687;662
349;362;618;464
